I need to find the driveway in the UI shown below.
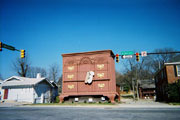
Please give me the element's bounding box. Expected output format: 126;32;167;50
0;101;29;107
119;99;174;108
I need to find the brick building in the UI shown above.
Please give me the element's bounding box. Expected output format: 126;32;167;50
154;62;180;102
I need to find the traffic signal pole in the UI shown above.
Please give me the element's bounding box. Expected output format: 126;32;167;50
115;51;180;62
0;41;25;58
115;50;180;100
147;51;180;55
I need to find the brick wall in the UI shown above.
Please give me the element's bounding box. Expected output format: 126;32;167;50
166;65;180;83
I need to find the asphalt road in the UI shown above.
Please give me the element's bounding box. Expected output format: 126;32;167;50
0;107;180;120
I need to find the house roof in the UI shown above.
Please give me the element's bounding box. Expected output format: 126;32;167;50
140;84;155;89
2;76;54;87
50;81;58;88
164;62;180;65
0;80;3;86
139;79;155;89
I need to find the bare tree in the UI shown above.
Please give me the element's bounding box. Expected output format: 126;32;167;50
12;57;30;77
48;63;60;82
169;54;180;62
57;75;62;93
119;48;178;99
27;67;47;78
144;48;177;73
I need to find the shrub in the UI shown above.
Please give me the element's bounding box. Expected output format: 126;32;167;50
55;96;60;103
167;80;180;102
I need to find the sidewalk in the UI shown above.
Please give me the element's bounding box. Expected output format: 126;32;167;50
118;98;179;108
0;101;30;107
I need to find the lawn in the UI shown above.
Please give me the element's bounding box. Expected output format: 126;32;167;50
169;102;180;105
25;102;117;106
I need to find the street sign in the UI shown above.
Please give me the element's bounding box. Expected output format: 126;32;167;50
141;51;147;57
121;51;134;55
121;55;133;59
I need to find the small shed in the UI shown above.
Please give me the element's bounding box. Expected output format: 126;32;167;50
1;75;55;103
139;79;156;99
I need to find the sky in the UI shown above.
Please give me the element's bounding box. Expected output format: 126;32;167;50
0;0;180;79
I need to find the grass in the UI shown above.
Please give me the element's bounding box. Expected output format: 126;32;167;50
25;102;116;106
169;102;180;105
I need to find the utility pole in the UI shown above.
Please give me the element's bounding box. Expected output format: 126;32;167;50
132;78;136;101
136;67;139;100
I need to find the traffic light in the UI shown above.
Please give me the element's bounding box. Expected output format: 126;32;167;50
136;53;139;62
0;42;2;51
20;50;25;58
116;54;119;63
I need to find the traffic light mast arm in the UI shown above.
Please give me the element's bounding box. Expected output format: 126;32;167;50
0;42;20;51
0;42;2;51
147;51;180;55
133;51;180;56
0;41;25;58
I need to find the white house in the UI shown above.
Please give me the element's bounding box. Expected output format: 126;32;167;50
1;74;57;103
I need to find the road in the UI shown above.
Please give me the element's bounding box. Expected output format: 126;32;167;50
0;107;180;120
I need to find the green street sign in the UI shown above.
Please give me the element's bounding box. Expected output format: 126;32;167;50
121;51;134;55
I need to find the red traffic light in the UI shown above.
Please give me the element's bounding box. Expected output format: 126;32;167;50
116;54;119;63
136;53;139;62
136;53;139;56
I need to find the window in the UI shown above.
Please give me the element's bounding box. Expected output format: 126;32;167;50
176;65;180;76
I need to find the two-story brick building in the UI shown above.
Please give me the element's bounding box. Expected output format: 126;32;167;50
154;62;180;102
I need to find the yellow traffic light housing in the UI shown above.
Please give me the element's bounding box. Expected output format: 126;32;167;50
136;53;139;62
20;50;25;58
116;54;119;63
0;42;2;51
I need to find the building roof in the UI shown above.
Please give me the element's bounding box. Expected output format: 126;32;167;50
2;76;54;87
139;79;155;89
0;80;3;86
50;81;58;88
154;62;180;77
164;62;180;65
0;79;3;83
140;84;155;89
62;50;115;57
